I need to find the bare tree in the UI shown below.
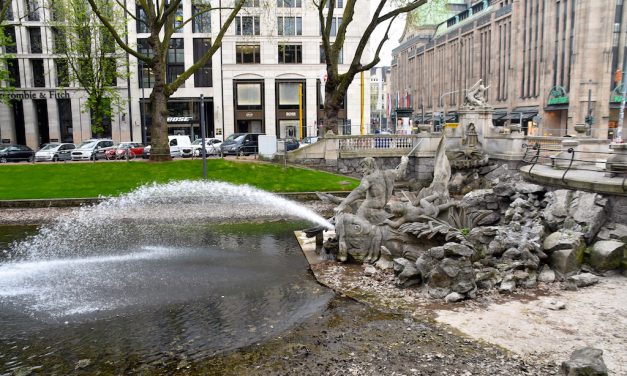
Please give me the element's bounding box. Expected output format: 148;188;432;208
47;0;128;137
315;0;429;134
86;0;246;161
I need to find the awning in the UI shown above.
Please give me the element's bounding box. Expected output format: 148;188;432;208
492;109;508;120
504;112;537;121
544;104;569;111
445;115;456;121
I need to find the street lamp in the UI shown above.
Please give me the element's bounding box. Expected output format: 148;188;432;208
139;60;147;145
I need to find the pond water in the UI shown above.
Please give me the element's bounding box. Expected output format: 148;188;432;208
0;222;333;375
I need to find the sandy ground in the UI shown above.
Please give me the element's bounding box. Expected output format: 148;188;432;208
298;231;627;374
435;275;627;375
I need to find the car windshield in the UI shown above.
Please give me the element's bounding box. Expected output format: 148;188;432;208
77;141;97;149
0;146;8;152
40;143;60;151
224;134;244;142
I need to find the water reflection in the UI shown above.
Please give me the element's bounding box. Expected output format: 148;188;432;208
0;222;332;374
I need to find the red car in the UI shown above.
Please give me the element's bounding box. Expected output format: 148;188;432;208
105;142;145;160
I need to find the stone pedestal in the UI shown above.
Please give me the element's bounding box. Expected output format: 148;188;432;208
605;142;627;177
553;139;580;169
458;107;495;147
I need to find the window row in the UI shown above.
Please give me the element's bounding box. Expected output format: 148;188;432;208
235;44;342;64
5;58;116;88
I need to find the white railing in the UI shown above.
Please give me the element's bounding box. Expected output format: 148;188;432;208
337;134;426;153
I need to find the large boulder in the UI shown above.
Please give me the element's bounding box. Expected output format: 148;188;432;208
596;223;627;243
546;232;586;276
416;244;476;299
589;240;625;271
544;231;586;253
543;190;608;243
561;347;608;376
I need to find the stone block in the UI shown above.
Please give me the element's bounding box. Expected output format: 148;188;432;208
590;240;625;271
550;247;585;276
544;231;586;253
561;347;608;376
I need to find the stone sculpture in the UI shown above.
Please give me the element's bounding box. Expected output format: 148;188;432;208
447;123;489;169
463;79;491;109
334;156;409;224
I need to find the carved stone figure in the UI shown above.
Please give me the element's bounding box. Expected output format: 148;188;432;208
447;123;489;169
334;156;409;224
463;79;491;109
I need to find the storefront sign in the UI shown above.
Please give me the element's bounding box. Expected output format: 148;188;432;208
547;86;568;105
611;84;624;103
167;116;193;123
0;90;70;101
245;112;254;118
285;111;297;117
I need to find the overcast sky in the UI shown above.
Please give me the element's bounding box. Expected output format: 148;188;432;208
370;3;407;67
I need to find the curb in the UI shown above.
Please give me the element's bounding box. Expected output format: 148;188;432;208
0;191;350;208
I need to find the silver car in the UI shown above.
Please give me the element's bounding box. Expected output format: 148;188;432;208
35;143;76;162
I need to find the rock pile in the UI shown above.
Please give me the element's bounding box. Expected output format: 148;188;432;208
385;165;626;300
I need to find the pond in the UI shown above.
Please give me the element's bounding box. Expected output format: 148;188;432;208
0;221;333;375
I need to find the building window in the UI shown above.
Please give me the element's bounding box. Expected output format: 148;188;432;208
278;82;301;109
104;58;117;87
278;44;301;63
136;7;149;33
7;58;20;88
236;82;262;110
320;45;343;64
173;4;184;31
4;0;13;20
192;3;211;33
193;38;212;87
56;59;69;87
277;0;301;7
138;38;154;88
236;44;261;63
4;26;16;53
26;0;39;21
32;59;45;87
278;16;302;36
29;27;42;54
326;0;343;7
244;0;260;6
167;38;184;85
321;17;342;36
52;27;67;54
57;99;74;143
236;16;260;35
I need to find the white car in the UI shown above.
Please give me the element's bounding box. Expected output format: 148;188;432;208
186;138;222;157
35;142;75;162
71;139;115;161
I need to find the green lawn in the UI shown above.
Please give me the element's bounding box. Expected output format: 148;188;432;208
1;159;358;200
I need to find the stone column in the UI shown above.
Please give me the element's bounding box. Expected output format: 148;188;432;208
22;99;38;148
0;103;15;143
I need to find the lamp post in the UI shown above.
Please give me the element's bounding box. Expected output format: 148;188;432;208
439;90;459;132
200;94;207;179
139;60;147;145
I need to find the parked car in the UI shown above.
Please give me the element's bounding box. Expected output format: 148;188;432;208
71;139;115;161
35;142;75;162
142;136;191;159
300;136;319;147
280;137;300;152
221;133;263;156
0;144;35;163
186;138;222;157
105;142;145;160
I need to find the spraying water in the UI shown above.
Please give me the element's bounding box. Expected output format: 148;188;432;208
7;180;333;261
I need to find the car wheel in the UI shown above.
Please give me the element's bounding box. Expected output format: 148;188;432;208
237;149;245;157
53;155;59;162
0;157;6;163
28;156;34;163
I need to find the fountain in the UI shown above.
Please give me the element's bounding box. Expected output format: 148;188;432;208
0;181;334;373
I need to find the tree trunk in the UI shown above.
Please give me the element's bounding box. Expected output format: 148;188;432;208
323;77;342;134
149;79;171;162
